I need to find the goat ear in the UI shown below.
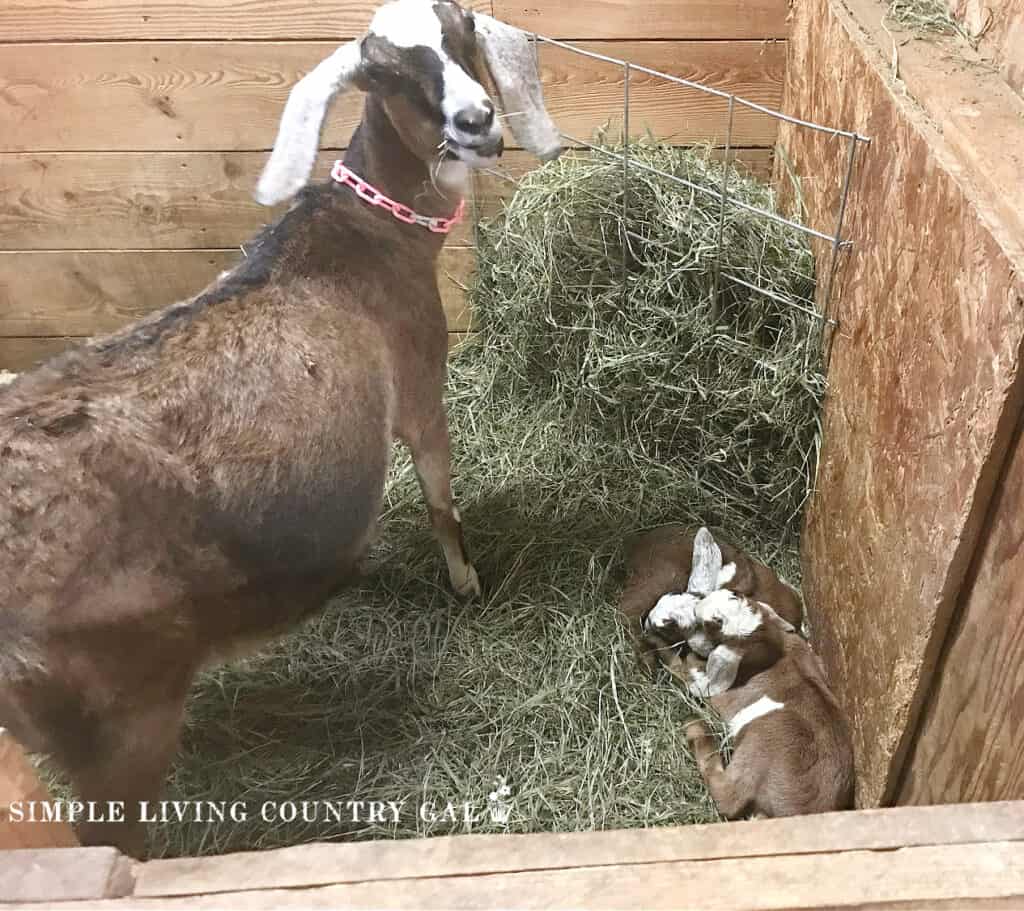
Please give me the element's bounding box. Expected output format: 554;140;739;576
256;40;363;206
687;526;723;596
758;602;798;634
473;14;563;162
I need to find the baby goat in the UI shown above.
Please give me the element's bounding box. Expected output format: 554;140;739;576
619;524;803;674
682;588;856;818
0;0;560;855
624;527;853;817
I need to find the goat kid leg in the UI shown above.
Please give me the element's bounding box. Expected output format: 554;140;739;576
684;720;751;819
408;413;480;599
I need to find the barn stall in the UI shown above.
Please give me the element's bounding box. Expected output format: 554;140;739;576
2;0;1024;905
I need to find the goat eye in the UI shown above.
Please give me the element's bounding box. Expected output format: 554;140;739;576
465;11;475;31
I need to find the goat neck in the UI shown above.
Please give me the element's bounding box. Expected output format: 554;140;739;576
342;95;464;255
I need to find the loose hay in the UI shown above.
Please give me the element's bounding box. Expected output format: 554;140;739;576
152;143;824;857
886;0;968;36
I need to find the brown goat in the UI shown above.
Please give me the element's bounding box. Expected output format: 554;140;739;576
619;524;803;673
0;0;560;855
682;592;855;818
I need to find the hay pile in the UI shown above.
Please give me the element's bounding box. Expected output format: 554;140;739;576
152;143;824;858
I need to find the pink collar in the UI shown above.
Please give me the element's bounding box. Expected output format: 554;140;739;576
330;161;465;234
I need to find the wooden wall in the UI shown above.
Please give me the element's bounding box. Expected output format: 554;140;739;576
781;0;1024;807
896;415;1024;804
947;0;1024;97
0;0;789;372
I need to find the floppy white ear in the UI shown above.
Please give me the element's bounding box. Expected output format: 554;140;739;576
473;14;562;162
687;526;723;596
256;40;363;206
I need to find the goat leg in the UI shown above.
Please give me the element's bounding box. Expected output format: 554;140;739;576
407;411;481;599
59;693;187;858
684;719;752;819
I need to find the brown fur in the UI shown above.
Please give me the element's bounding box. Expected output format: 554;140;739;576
618;524;804;673
0;20;489;854
684;620;855;818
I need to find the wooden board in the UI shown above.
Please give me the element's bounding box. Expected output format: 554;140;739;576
0;1;490;41
947;0;1024;96
1;848;133;904
9;839;1024;909
896;418;1024;804
2;802;1024;908
492;0;790;39
782;0;1024;807
0;0;788;41
131;802;1024;898
0;247;474;339
0;338;78;372
0;41;785;152
104;843;1024;909
0;148;771;251
0;729;78;850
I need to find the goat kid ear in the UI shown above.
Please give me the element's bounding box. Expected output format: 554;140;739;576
473;14;563;162
687;526;723;596
758;602;798;634
256;40;363;206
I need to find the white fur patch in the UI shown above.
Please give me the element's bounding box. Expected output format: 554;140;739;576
372;1;503;155
688;645;741;698
436;159;471;190
698;589;762;638
441;60;494;130
716;562;737;587
729;695;784;737
687;629;714;659
645;592;699;633
370;0;444;51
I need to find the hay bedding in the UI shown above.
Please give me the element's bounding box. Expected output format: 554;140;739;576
151;143;824;858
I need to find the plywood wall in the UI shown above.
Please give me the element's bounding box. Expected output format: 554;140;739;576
781;0;1024;807
896;415;1024;804
0;0;789;372
947;0;1024;97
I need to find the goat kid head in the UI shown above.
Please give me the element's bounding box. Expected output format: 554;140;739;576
256;0;562;205
644;527;798;656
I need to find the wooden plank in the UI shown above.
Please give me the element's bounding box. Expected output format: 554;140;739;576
0;337;80;372
782;0;1024;807
0;147;771;252
948;0;1024;97
897;419;1024;804
25;842;1024;909
0;152;479;249
0;0;490;41
494;0;789;39
0;848;134;904
0;729;78;850
0;41;785;152
0;148;770;251
133;802;1024;898
874;4;1024;245
0;247;474;338
1;333;472;373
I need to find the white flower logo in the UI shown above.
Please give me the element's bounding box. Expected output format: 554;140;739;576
487;777;513;824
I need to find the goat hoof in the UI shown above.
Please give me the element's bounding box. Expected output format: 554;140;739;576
453;564;481;600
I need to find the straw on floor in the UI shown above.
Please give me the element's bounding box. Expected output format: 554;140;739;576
151;142;825;858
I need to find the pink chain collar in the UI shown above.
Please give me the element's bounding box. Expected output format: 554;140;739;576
330;161;465;234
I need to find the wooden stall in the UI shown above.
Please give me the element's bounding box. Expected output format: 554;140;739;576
4;801;1024;907
779;0;1024;806
0;0;789;372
